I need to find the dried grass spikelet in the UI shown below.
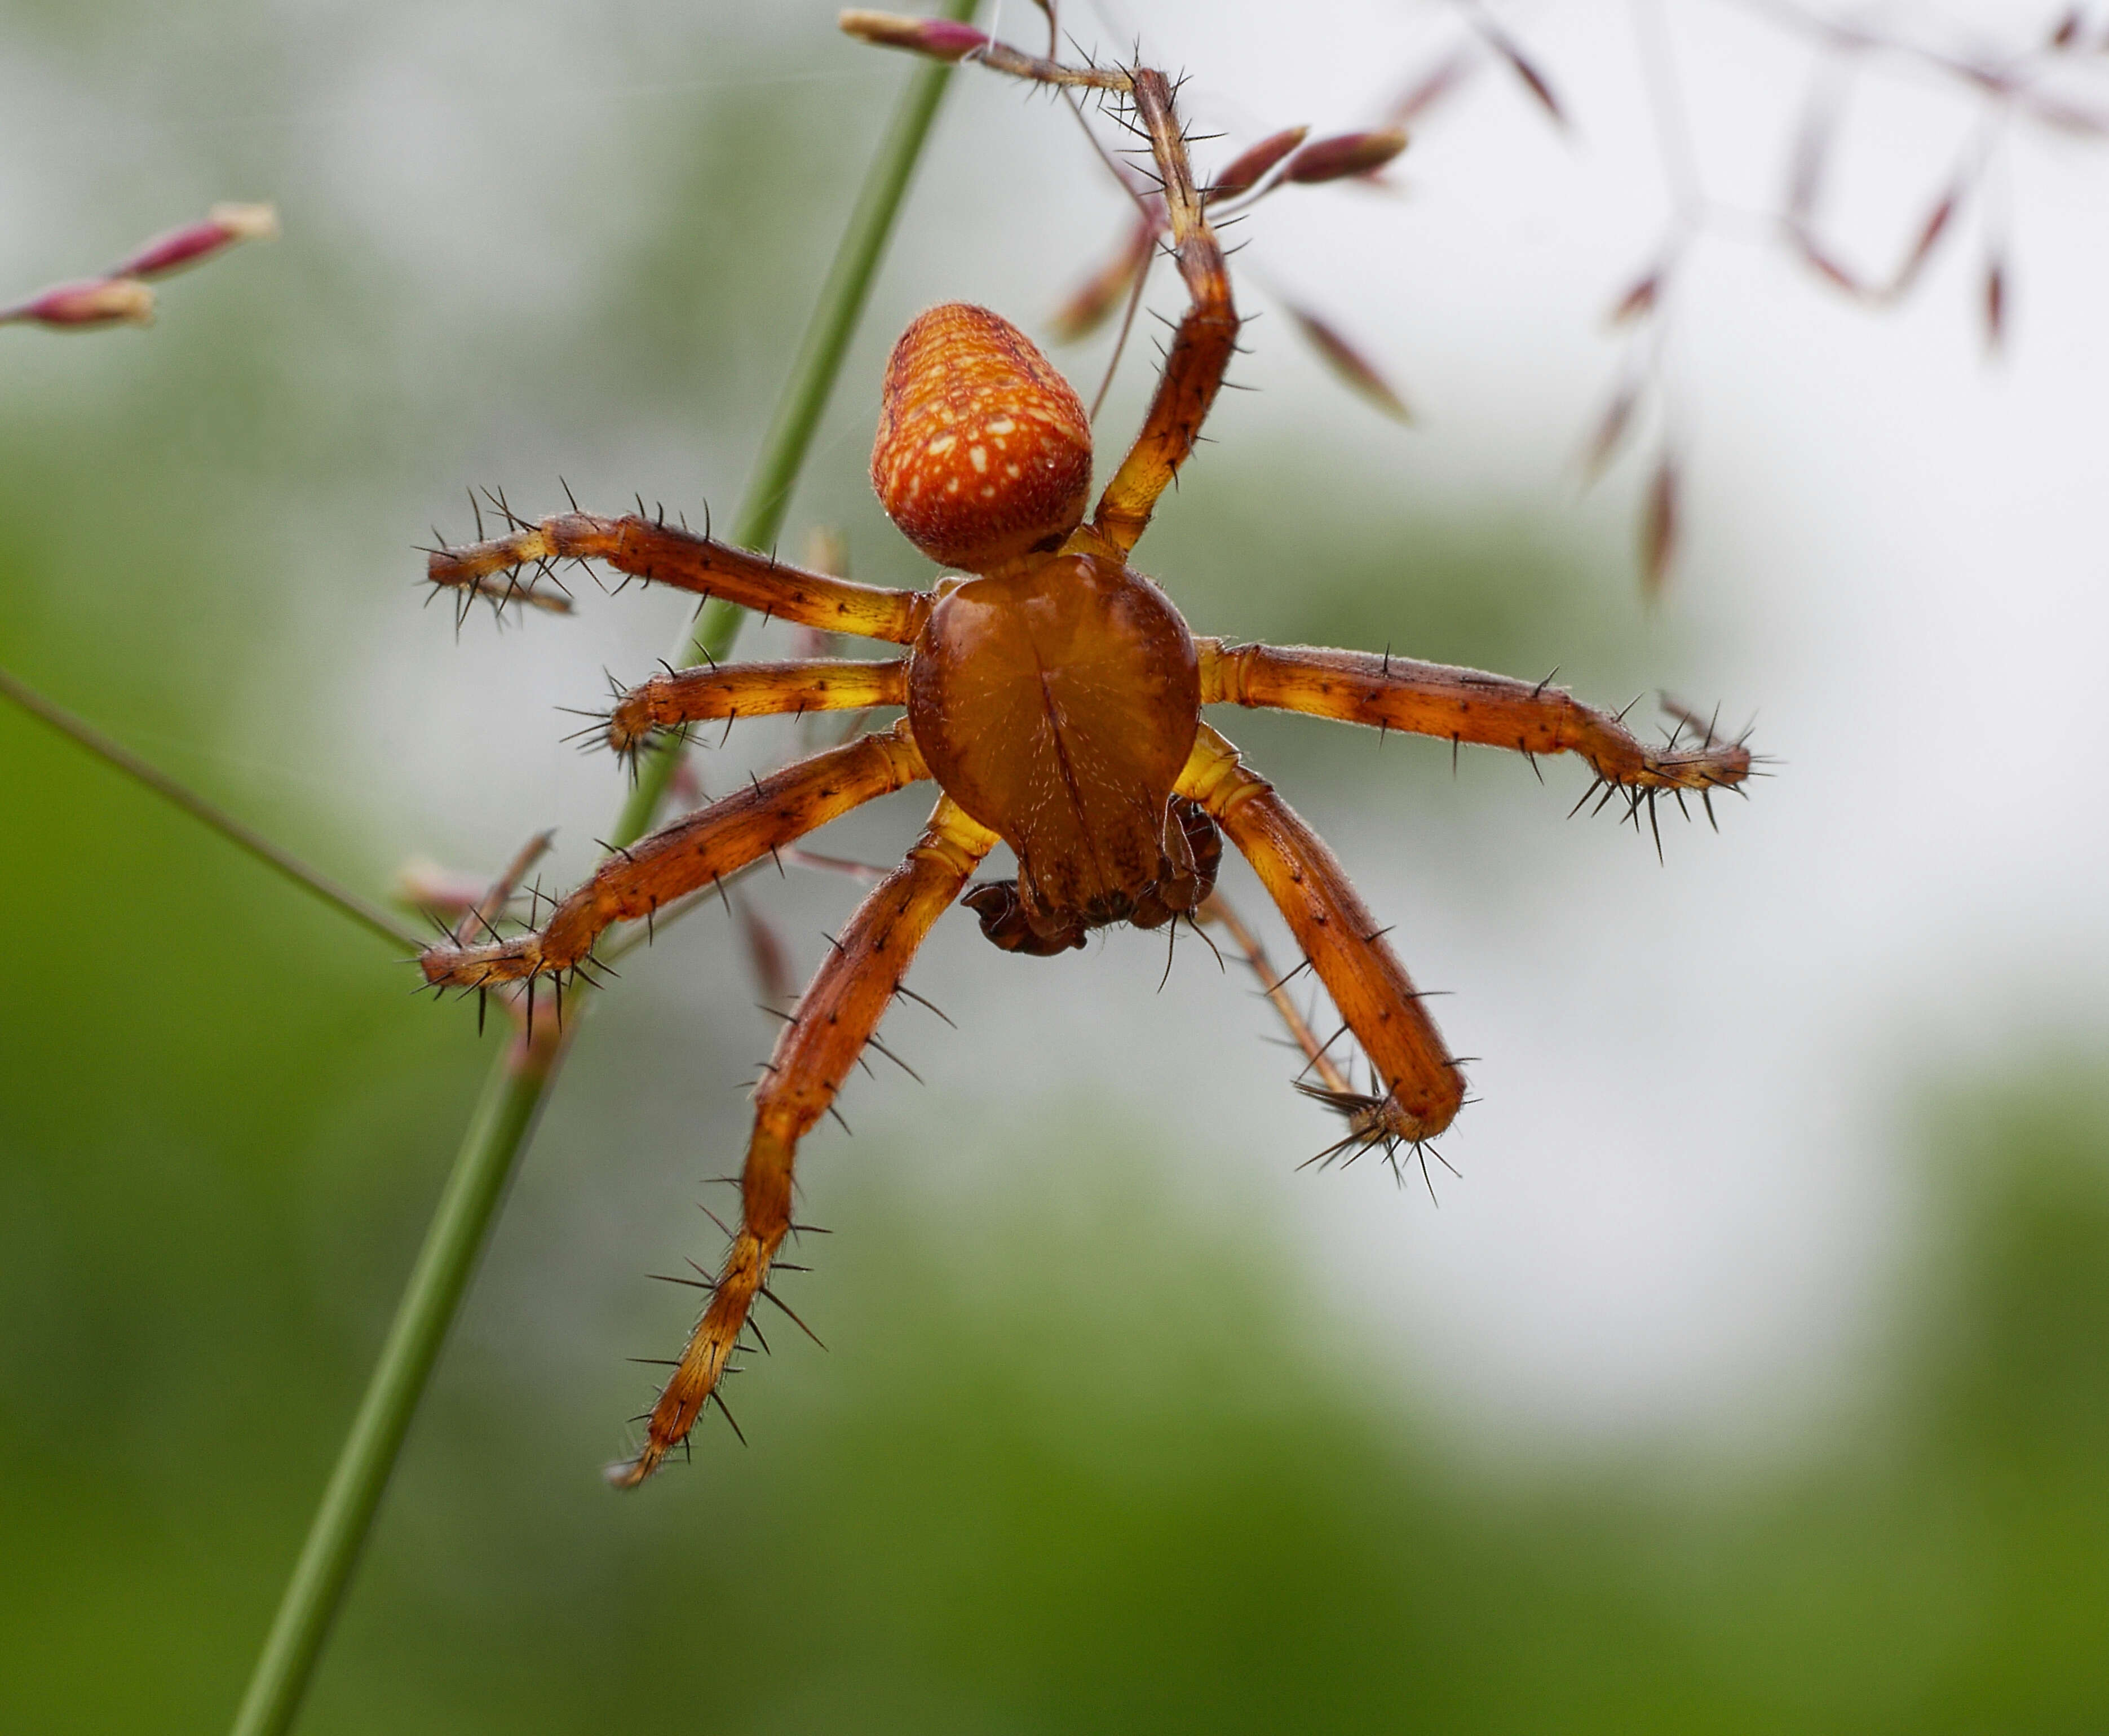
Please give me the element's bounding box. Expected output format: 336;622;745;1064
118;202;279;280
1640;453;1679;601
1209;127;1308;201
838;10;989;61
871;302;1093;572
1;277;155;329
1283;127;1409;185
1049;217;1153;343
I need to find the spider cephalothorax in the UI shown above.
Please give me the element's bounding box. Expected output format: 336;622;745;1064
422;30;1754;1487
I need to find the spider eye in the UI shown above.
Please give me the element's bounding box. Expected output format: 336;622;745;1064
871;302;1093;572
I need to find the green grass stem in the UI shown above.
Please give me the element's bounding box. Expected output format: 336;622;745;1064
228;14;976;1732
0;664;425;953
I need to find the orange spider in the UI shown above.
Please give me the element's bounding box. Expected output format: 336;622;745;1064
422;31;1753;1487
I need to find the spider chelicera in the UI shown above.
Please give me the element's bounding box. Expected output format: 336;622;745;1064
421;29;1754;1487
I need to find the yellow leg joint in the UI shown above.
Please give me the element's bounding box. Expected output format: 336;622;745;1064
1175;721;1271;821
1193;637;1255;707
912;794;1001;878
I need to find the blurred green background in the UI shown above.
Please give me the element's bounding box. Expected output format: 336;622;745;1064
5;2;2108;1730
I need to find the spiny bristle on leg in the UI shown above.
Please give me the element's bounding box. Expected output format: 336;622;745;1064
1292;1077;1457;1195
423;561;574;618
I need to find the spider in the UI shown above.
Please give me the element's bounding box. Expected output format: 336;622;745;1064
420;26;1754;1488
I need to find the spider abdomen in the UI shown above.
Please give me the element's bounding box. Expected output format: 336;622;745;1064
870;303;1094;573
908;552;1201;937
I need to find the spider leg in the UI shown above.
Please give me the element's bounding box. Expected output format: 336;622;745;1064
429;510;934;645
608;794;998;1487
1199;640;1754;798
418;721;928;987
600;657;908;759
1193;888;1355;1098
1086;70;1239;554
1178;723;1465;1144
888;33;1236;553
1195;888;1434;1175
